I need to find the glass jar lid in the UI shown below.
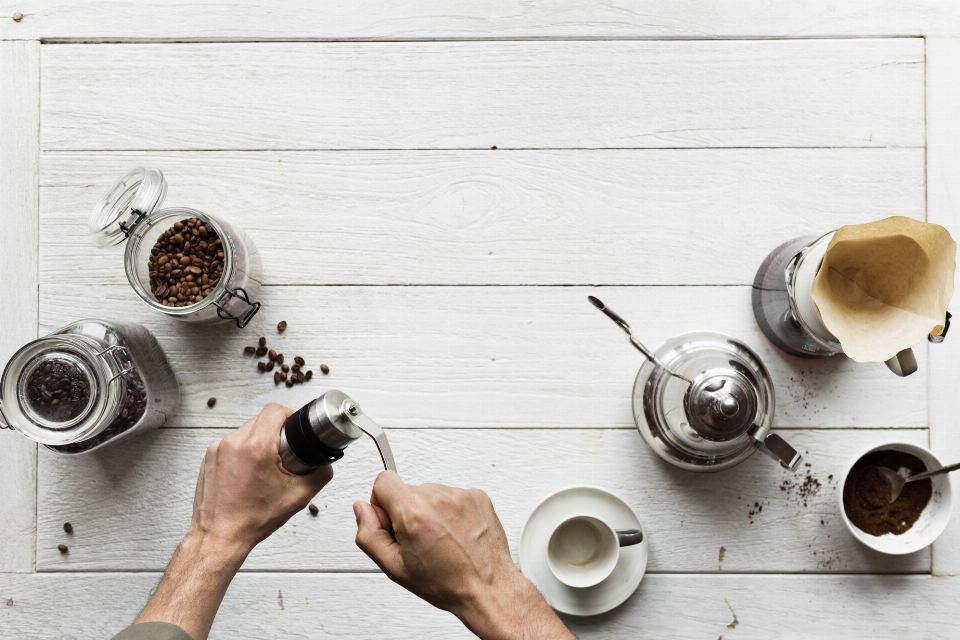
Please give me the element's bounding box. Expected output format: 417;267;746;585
632;331;775;472
90;167;167;248
0;335;125;446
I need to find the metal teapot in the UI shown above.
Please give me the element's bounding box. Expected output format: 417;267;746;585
589;297;801;473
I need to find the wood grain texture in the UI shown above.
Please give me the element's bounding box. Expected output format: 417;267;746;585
3;573;959;640
3;1;960;40
38;148;926;286
39;40;924;150
38;284;928;429
35;427;932;573
927;37;960;576
0;40;39;573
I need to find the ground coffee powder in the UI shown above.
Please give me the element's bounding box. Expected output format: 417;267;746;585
843;450;932;536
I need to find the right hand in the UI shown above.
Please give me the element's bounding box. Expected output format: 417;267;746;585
353;472;575;640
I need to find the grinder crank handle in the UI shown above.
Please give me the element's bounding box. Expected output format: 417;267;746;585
346;411;397;473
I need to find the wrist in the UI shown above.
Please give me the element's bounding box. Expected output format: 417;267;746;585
181;528;251;572
455;568;572;640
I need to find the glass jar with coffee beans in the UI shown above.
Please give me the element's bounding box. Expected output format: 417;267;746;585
90;167;263;328
0;319;179;454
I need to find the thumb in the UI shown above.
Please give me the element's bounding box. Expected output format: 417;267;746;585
354;501;404;578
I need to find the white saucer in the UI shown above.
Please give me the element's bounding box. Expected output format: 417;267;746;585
519;486;648;616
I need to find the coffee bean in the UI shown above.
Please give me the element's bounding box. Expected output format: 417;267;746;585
278;321;288;333
306;370;313;380
47;371;148;454
279;371;287;382
291;364;301;372
149;218;224;308
58;544;68;554
255;346;267;357
268;349;277;361
266;360;275;371
285;380;294;388
207;397;217;408
308;503;319;515
276;354;284;365
320;364;330;374
63;523;73;534
244;346;256;354
281;364;289;373
257;362;267;372
294;356;305;366
259;337;267;347
274;371;282;385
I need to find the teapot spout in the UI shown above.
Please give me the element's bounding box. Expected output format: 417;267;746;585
748;425;802;472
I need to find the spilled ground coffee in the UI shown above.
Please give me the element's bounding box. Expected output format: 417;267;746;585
843;450;932;536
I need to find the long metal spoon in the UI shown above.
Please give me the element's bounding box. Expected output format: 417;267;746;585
876;461;960;503
587;296;692;384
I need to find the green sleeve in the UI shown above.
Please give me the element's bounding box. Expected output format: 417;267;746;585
110;621;195;640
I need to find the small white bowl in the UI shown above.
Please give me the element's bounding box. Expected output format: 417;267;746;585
838;441;953;554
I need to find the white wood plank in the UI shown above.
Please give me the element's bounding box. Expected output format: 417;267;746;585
36;427;932;573
39;40;924;150
0;40;39;573
38;285;928;429
3;1;960;40
927;37;960;576
3;573;959;640
38;148;926;286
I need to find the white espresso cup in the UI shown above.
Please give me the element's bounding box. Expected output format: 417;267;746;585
547;514;631;588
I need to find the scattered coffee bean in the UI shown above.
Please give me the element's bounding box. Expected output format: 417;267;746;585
259;337;267;347
276;354;284;365
257;362;267;372
255;346;267;357
306;370;313;380
295;372;305;382
279;371;287;382
207;397;217;408
291;364;301;372
285;380;294;388
281;364;289;373
308;503;319;516
148;217;224;308
243;346;256;354
268;349;277;362
58;544;68;554
63;523;73;534
278;321;288;333
294;356;305;366
266;360;275;371
274;371;282;385
320;364;330;374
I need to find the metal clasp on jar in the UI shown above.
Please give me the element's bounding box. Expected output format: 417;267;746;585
95;344;135;382
213;286;262;329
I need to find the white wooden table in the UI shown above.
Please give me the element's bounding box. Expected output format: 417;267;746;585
3;2;960;638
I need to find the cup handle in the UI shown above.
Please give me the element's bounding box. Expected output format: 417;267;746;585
884;347;918;377
616;529;644;547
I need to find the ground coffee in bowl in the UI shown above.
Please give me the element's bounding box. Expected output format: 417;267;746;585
843;449;932;536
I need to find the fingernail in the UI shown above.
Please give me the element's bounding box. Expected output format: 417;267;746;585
353;503;362;519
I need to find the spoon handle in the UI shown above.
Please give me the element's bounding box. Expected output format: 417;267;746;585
908;460;960;482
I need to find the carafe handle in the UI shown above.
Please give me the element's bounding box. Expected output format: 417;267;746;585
884;348;918;377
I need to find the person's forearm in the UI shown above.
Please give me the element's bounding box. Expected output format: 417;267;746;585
454;570;576;640
135;532;249;640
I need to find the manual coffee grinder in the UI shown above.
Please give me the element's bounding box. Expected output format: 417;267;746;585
278;390;397;474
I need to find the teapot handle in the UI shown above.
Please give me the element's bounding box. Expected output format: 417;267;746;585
748;425;803;472
884;348;918;377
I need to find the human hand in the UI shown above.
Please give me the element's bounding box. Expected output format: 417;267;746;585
189;402;334;557
353;473;575;640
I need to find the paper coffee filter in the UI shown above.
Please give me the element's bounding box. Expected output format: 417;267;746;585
810;216;956;362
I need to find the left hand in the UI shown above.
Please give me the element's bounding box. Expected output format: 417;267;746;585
188;402;334;556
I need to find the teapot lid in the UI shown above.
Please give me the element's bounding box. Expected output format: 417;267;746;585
632;331;775;472
90;167;167;248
